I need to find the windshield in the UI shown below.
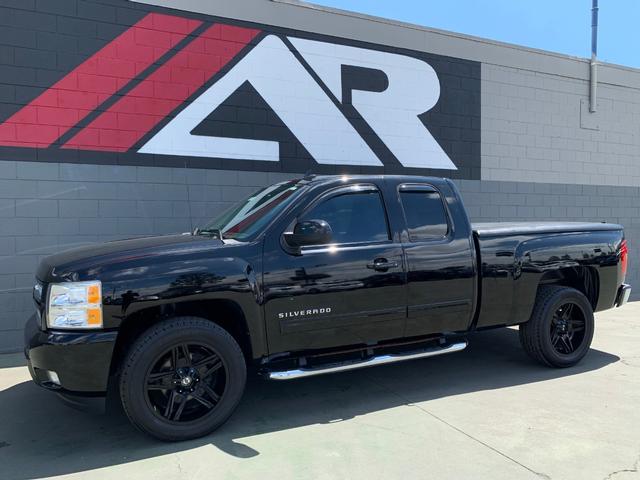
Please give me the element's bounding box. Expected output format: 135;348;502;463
198;179;307;241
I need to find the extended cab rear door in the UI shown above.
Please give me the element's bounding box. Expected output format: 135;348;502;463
391;180;476;336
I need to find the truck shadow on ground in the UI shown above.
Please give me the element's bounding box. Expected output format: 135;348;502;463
0;328;620;479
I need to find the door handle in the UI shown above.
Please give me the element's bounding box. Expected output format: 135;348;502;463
366;258;399;271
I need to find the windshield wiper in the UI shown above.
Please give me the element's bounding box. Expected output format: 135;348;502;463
192;227;224;240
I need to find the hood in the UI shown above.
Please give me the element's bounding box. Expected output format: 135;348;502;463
36;234;226;283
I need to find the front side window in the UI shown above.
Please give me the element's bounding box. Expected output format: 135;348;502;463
301;189;390;245
399;186;449;241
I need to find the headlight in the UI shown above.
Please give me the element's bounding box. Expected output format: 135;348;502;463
47;281;103;329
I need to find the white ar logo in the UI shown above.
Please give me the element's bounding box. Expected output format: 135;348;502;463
139;35;457;170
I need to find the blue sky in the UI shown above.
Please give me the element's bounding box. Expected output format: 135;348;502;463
312;0;640;69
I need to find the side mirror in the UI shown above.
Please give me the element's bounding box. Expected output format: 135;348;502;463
284;219;332;248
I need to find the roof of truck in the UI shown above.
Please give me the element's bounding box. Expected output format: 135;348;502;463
303;174;448;184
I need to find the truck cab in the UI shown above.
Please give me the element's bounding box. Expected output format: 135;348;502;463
262;176;476;353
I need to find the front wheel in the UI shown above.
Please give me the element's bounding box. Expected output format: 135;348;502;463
119;317;246;441
519;286;595;368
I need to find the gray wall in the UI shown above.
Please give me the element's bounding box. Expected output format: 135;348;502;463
482;64;640;186
0;0;639;352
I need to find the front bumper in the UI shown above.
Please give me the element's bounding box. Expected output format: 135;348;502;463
615;284;632;307
23;314;117;396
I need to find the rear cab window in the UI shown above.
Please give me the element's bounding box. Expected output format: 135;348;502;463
398;184;450;241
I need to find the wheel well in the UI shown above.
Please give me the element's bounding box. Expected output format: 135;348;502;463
108;299;253;380
538;266;599;309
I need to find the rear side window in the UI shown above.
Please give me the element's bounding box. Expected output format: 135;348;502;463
302;190;390;245
399;186;449;241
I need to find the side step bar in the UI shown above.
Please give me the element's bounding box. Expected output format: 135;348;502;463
266;341;468;381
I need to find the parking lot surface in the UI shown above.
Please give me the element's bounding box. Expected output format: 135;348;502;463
0;302;638;480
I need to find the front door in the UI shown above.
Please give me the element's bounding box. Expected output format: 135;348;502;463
263;183;406;354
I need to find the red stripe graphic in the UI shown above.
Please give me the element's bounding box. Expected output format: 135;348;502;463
0;13;202;148
62;24;260;152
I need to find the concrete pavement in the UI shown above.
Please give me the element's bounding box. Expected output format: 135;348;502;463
0;303;638;480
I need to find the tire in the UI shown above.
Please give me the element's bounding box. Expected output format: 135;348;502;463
119;316;246;441
519;286;594;368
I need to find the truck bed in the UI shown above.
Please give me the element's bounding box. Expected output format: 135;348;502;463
472;221;623;237
471;220;625;329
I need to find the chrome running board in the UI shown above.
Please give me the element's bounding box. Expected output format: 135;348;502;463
266;341;468;380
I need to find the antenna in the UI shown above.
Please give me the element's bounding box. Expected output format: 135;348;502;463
185;159;195;234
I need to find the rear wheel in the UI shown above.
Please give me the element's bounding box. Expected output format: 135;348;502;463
519;286;594;368
119;317;246;441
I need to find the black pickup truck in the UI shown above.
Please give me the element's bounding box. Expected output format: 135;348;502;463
25;175;631;440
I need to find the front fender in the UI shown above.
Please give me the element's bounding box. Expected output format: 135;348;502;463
102;249;266;358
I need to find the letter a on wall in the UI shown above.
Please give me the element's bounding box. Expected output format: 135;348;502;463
139;35;383;167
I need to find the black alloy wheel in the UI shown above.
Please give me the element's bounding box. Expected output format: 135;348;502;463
520;285;595;368
120;317;246;441
549;302;586;356
145;342;226;423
